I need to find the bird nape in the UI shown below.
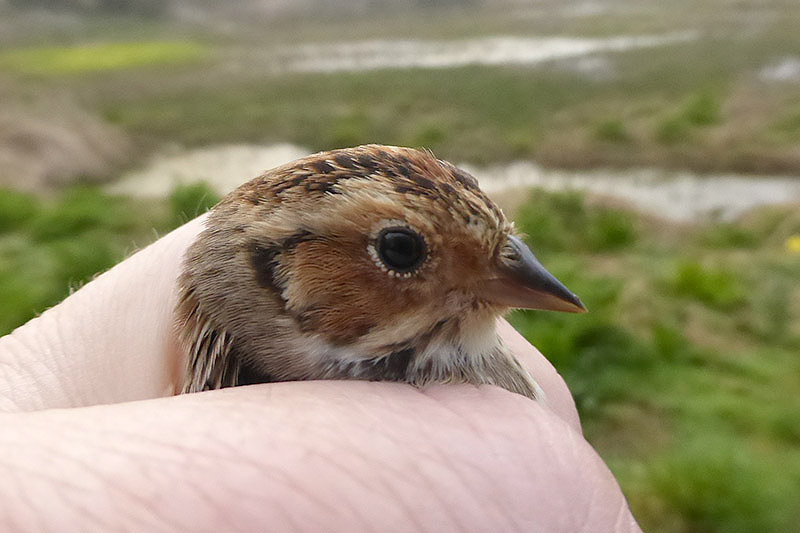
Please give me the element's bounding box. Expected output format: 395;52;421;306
175;144;584;401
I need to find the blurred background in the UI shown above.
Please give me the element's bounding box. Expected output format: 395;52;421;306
1;1;799;530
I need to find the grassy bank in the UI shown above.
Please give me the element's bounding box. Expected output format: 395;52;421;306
1;184;798;531
0;184;219;334
510;191;800;532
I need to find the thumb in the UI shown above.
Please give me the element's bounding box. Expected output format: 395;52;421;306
0;216;206;412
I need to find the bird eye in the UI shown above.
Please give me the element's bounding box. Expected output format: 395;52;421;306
377;227;426;273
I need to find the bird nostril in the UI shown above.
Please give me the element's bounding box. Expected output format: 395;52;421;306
500;243;521;264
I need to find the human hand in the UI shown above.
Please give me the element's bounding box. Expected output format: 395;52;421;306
0;216;641;532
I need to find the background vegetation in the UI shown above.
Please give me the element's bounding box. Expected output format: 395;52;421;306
0;184;219;334
510;192;800;532
2;0;800;183
1;1;799;531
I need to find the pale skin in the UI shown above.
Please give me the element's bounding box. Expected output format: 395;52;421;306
0;216;641;532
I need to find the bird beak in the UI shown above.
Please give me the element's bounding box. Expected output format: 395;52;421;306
476;235;587;313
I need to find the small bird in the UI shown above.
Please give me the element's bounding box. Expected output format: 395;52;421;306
176;145;585;401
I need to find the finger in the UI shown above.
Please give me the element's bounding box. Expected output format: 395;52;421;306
0;216;207;412
497;319;581;433
0;382;640;533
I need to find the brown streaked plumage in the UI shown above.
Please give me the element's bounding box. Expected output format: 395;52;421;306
175;145;585;400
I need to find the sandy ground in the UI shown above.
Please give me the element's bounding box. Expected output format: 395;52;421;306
0;93;132;191
110;143;800;222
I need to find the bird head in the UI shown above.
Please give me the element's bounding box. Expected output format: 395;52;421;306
177;145;584;399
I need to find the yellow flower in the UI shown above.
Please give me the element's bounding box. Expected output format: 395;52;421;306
786;235;800;254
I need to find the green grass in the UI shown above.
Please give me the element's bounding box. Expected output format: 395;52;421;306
0;40;208;75
0;184;218;335
683;92;722;126
514;189;638;252
509;190;800;533
101;65;589;164
669;260;746;311
654;91;722;145
594;118;633;143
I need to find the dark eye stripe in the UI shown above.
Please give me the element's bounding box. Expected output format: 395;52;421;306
249;230;315;297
